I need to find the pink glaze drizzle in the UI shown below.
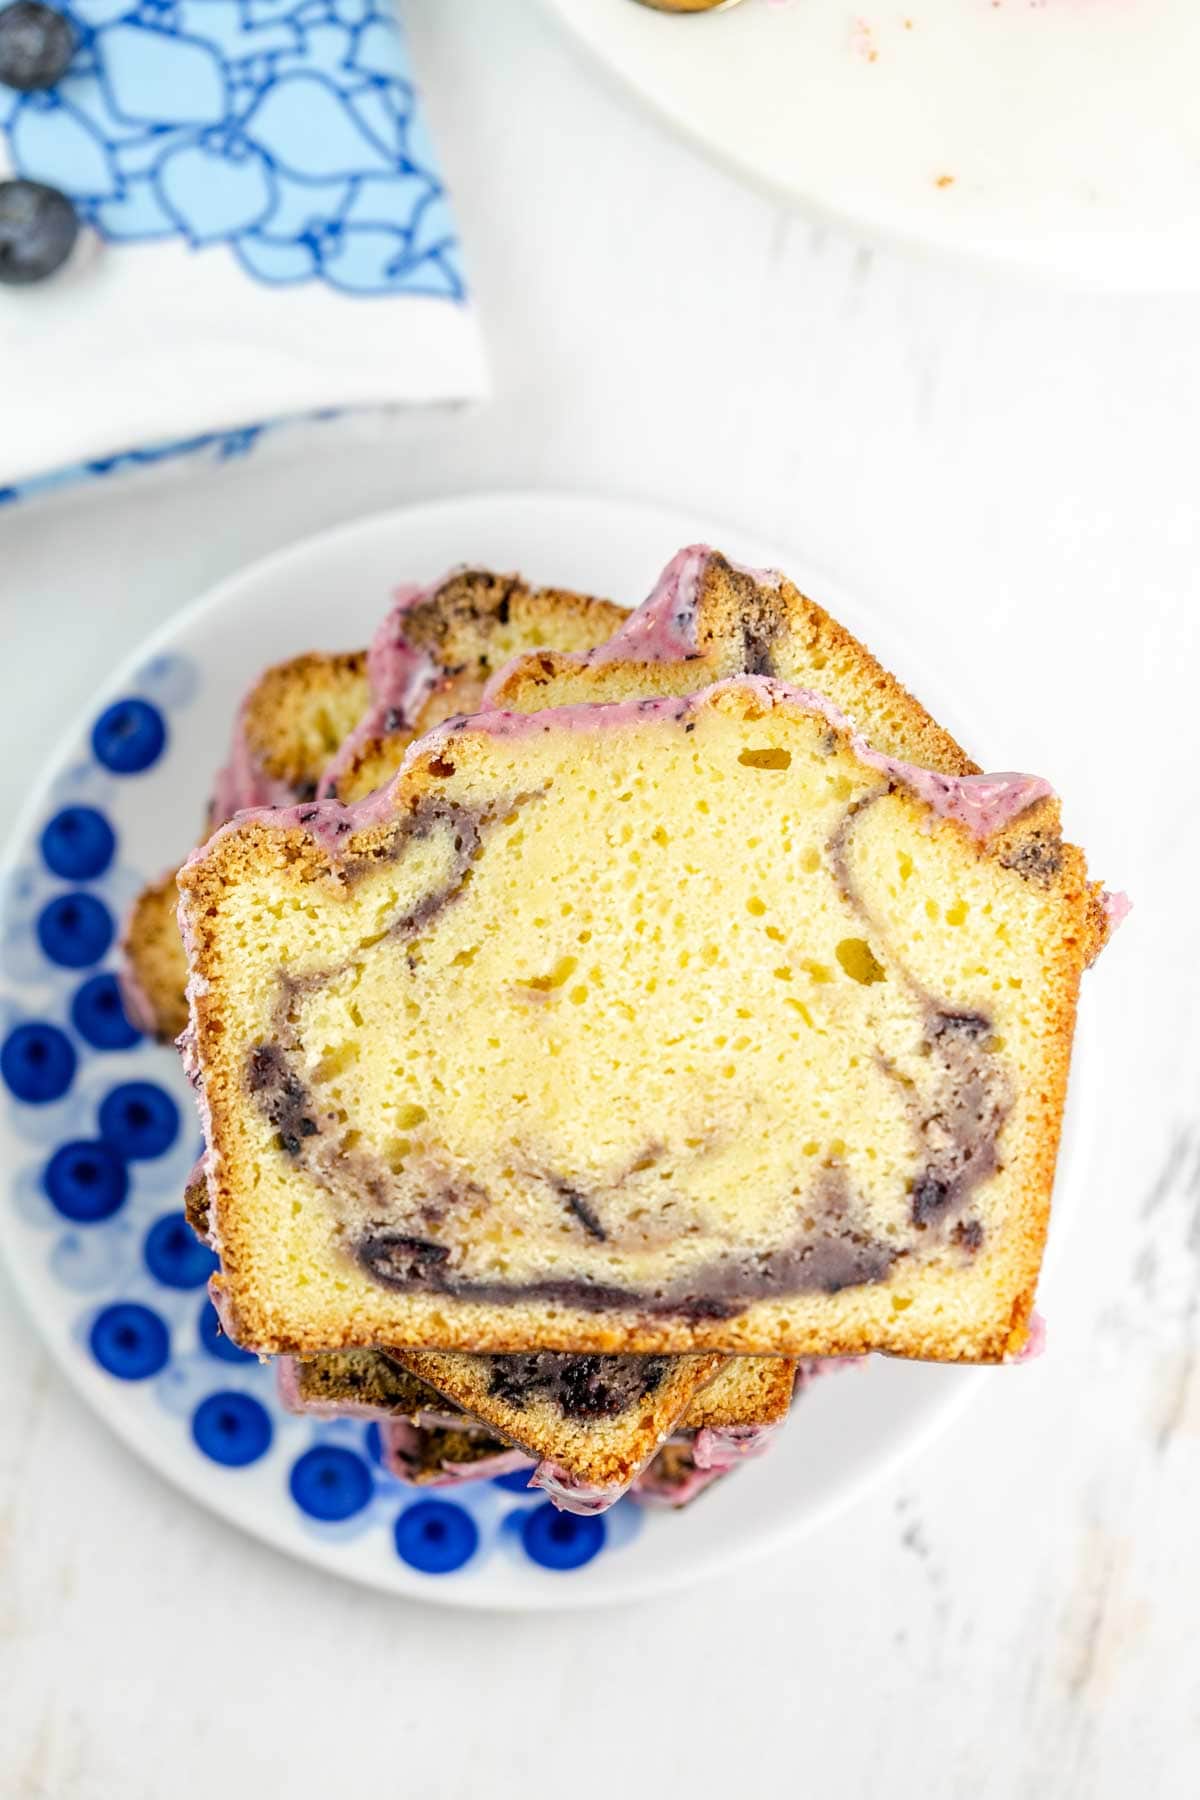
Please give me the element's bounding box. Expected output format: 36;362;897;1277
528;1460;630;1516
1102;890;1132;931
210;706;301;824
316;581;440;798
585;545;710;664
1009;1310;1047;1365
632;1453;727;1510
691;1421;780;1473
579;545;784;665
191;676;1059;880
378;1419;531;1487
481;544;784;705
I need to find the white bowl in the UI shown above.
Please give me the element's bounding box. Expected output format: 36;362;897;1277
545;0;1200;289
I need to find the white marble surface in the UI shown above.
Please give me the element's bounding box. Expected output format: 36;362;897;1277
1;3;1195;1796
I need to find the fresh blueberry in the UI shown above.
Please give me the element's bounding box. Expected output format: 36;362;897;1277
192;1391;273;1467
43;1138;127;1223
393;1500;478;1574
0;1020;75;1101
90;699;166;774
0;179;78;285
70;974;141;1051
39;806;116;881
197;1298;255;1365
36;891;113;968
520;1503;605;1571
98;1080;179;1160
290;1445;373;1522
144;1210;217;1289
89;1301;169;1380
0;2;74;91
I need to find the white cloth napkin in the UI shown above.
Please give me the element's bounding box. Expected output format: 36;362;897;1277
0;0;487;499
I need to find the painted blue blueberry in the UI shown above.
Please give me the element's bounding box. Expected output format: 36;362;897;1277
98;1080;178;1159
90;1300;169;1379
520;1503;605;1571
91;698;166;773
192;1390;273;1466
290;1444;372;1521
493;1466;537;1494
393;1499;478;1574
363;1420;385;1467
70;972;141;1050
1;1019;75;1101
197;1296;255;1364
40;806;116;880
43;1137;127;1221
36;890;113;967
144;1209;217;1287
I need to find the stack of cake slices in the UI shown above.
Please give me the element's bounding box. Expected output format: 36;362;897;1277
125;547;1122;1515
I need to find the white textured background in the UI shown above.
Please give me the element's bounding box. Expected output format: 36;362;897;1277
1;3;1196;1796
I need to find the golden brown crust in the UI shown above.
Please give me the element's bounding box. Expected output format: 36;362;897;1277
487;553;979;779
398;1424;515;1480
396;1349;727;1488
685;1356;796;1430
300;1349;794;1431
119;871;190;1043
241;650;369;793
184;1167;209;1239
289;1349;447;1420
184;678;1099;1365
330;578;625;803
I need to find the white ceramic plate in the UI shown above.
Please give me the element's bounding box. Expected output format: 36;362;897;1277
0;491;1092;1609
544;0;1200;290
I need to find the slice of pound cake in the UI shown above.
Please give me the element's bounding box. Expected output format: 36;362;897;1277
286;1348;798;1511
319;569;624;802
187;1166;738;1481
282;1349;798;1511
180;673;1111;1361
122;572;623;1039
277;1347;458;1422
481;546;976;778
324;544;975;810
397;1348;726;1509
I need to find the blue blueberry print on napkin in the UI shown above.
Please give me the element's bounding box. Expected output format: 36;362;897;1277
0;1;466;298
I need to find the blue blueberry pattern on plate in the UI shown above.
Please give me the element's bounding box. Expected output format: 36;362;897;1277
0;663;645;1590
44;1136;128;1220
290;1444;373;1522
40;807;116;881
91;698;167;773
71;972;141;1049
1;1019;76;1100
521;1504;606;1572
394;1499;479;1575
90;1299;170;1379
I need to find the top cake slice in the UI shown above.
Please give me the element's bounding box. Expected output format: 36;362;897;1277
330;546;977;803
121;571;623;1040
180;669;1109;1362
